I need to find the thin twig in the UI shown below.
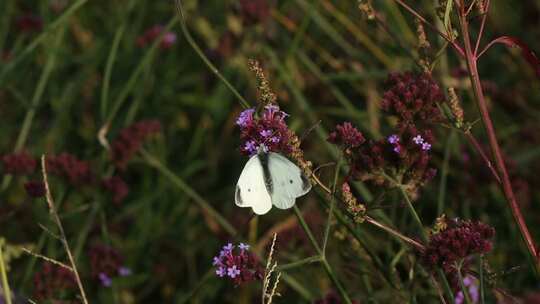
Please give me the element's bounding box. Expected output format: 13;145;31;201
21;247;73;271
473;0;491;56
41;155;89;304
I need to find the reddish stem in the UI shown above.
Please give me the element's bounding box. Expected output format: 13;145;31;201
457;3;538;265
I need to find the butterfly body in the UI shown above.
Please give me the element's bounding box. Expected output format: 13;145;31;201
235;152;311;215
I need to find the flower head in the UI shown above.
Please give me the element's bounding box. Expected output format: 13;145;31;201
381;72;445;131
2;151;36;175
136;25;177;50
99;273;112;287
237;105;293;156
421;219;494;273
388;134;400;144
102;176;129;205
111;120;161;169
327;122;365;149
24;181;46;198
412;135;424;145
455;275;479;304
33;263;77;301
213;242;263;285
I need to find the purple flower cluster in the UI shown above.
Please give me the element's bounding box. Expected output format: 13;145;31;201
111;120;162;169
381;72;444;132
422;219;495;270
2;151;36;175
213;243;263;285
421;219;494;292
327;122;365;149
46;153;94;186
237;104;292;156
88;244;131;288
329;123;437;195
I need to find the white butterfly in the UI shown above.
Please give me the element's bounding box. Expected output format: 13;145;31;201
235;151;312;215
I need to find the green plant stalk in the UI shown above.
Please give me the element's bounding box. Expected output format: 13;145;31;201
105;17;178;125
322;156;341;254
0;0;88;84
141;149;237;236
0;242;12;304
175;0;250;109
457;262;473;304
100;26;126;120
1;26;65;192
398;186;455;302
292;205;352;304
479;255;485;304
278;256;322;271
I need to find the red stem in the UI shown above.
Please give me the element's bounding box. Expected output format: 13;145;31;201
457;3;538;265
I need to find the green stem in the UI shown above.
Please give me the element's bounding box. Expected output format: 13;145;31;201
479;255;485;304
457;262;473;304
322;156;341;255
321;258;352;304
292;205;321;254
0;241;12;304
141;149;237;236
399;187;428;243
174;0;250;109
292;205;351;304
0;0;88;84
1;26;65;192
278;256;322;271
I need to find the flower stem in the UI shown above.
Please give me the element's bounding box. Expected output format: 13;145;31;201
322;156;342;255
399;187;428;243
457;262;473;304
457;2;538;271
292;205;351;304
0;241;12;304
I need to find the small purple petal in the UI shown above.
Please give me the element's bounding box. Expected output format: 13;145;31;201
393;145;401;154
412;135;424;145
260;129;273;137
227;265;241;278
99;273;112;287
270;136;280;143
388;134;400;144
118;266;131;277
238;243;250;251
422;142;432;151
216;266;226;277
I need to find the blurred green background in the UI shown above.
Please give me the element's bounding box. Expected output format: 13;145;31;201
1;0;540;303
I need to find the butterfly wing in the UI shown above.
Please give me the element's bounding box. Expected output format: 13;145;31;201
267;152;312;209
235;154;272;215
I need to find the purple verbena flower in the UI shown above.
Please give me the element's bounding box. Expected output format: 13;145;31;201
118;266;131;277
239;243;250;251
244;141;257;154
270;136;280;143
393;145;401;154
455;275;479;304
387;134;400;144
260;129;272;137
99;273;112;287
236;108;255;127
227;265;241;278
213;256;222;266
422;142;432;151
413;135;424;145
216;267;226;277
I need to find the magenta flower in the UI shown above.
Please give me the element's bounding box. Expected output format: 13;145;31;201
212;243;263;285
327;122;365;149
388;134;400;144
236;104;293;156
412;135;424;145
422;142;432;151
